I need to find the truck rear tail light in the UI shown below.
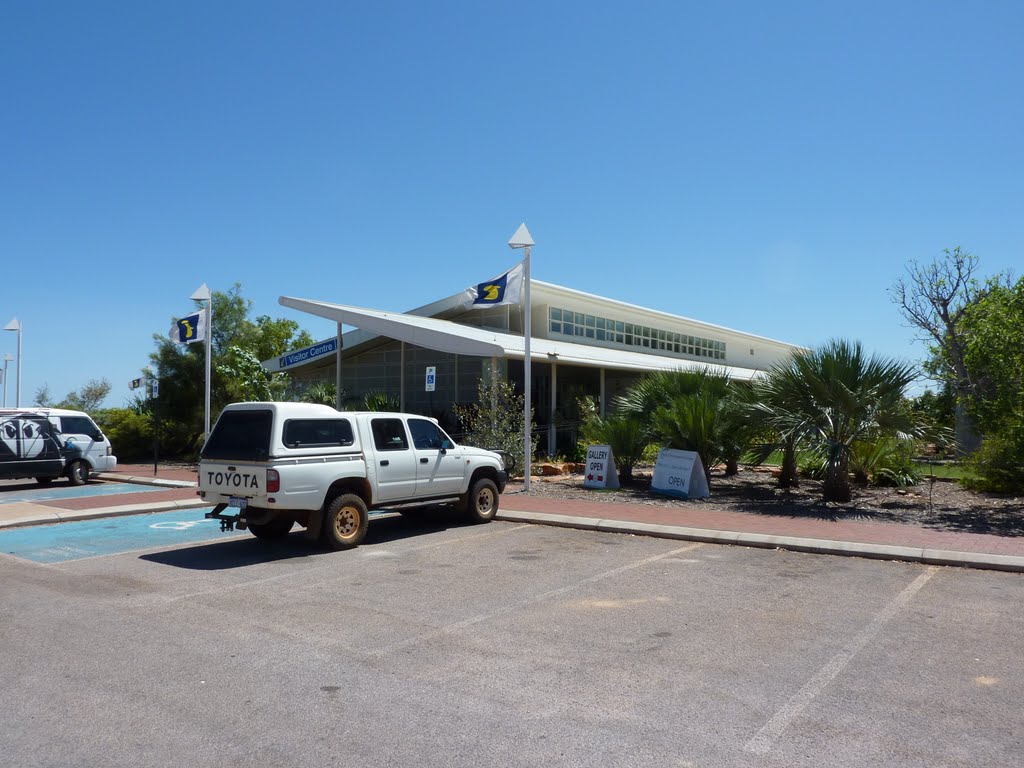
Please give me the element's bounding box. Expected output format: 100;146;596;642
267;469;280;493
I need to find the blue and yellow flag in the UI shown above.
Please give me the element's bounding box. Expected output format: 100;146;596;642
168;312;206;344
465;260;525;308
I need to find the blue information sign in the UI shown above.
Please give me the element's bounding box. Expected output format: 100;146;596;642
279;338;339;369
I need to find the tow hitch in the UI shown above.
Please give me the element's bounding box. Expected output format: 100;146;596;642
204;504;248;532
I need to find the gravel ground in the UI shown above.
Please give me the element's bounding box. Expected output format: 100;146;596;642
508;466;1024;537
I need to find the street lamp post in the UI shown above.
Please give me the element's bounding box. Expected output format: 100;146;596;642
1;353;11;407
4;318;22;408
508;223;535;492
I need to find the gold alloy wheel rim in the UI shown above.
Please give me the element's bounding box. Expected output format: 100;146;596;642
335;506;359;539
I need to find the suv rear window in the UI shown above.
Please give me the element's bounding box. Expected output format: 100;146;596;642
201;410;272;460
282;419;354;448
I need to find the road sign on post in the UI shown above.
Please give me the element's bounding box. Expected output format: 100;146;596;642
425;366;436;392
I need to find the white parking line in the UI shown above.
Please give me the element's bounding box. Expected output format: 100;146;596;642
744;567;938;756
370;541;706;657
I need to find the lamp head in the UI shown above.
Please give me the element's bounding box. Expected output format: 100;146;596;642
507;223;534;249
190;283;212;301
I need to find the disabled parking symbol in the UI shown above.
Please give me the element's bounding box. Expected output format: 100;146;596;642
150;519;219;531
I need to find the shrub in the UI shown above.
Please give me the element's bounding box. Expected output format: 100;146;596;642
849;438;922;487
453;378;538;479
94;408;153;463
962;426;1024;493
360;391;400;412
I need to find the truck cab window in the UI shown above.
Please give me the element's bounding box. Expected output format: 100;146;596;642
371;418;409;451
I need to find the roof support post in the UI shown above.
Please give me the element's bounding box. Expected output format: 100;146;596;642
400;341;406;411
549;361;557;459
335;323;343;410
600;368;606;418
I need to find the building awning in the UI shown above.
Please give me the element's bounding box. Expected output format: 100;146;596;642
279;297;507;357
277;295;761;380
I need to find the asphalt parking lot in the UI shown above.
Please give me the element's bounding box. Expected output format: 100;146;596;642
2;512;1021;767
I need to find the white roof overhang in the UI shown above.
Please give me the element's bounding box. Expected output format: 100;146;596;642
279;297;507;357
278;296;761;381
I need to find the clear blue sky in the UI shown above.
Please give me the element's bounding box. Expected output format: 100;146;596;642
2;1;1022;408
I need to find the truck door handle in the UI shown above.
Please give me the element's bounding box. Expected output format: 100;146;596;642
380;460;389;467
420;458;429;464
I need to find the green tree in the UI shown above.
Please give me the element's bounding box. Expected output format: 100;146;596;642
760;340;926;503
33;383;53;407
216;347;289;403
957;277;1024;492
148;283;313;455
60;378;112;412
890;247;1011;453
958;277;1024;432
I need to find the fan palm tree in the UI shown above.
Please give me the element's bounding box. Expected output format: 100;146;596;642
614;367;730;420
651;389;731;488
617;367;750;487
581;414;649;485
298;380;338;407
759;339;924;503
745;372;802;488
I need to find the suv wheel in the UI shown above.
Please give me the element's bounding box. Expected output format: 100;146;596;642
463;477;499;524
67;460;89;486
321;494;369;550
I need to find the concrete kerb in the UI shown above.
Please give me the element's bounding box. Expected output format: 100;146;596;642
497;508;1024;574
95;472;197;488
0;499;211;530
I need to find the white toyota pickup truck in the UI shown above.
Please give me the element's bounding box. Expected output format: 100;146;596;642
198;402;508;549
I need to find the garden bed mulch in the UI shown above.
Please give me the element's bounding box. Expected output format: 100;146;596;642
512;467;1024;538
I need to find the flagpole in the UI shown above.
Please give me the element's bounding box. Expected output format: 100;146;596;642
523;245;532;491
204;295;212;438
191;283;213;441
507;223;535;493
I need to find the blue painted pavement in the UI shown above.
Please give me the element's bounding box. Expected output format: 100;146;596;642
0;507;242;563
0;482;168;505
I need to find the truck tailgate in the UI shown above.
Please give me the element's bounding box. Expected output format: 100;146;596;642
200;462;267;498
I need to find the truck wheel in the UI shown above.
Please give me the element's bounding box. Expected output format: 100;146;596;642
248;518;294;539
67;460;89;486
463;478;499;524
322;494;369;550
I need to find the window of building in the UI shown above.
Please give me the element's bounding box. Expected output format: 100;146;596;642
546;306;727;361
